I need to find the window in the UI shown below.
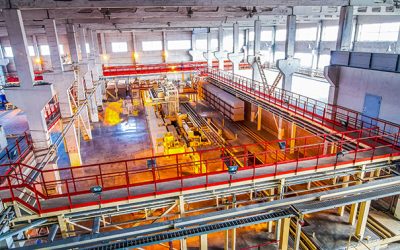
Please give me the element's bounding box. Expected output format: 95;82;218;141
223;36;233;52
274;51;285;61
239;33;245;47
85;43;90;53
195;39;207;50
296;27;317;41
142;41;162;51
358;22;400;42
40;45;50;56
167;40;191;50
28;46;35;56
318;54;331;69
4;47;13;57
294;52;313;67
249;31;254;41
59;44;64;55
321;26;339;41
111;42;128;53
275;29;287;41
211;39;218;50
261;30;272;41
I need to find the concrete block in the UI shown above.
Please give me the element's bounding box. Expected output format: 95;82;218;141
330;51;350;66
371;53;398;72
349;52;371;69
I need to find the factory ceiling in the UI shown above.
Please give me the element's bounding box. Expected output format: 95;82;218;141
0;0;398;33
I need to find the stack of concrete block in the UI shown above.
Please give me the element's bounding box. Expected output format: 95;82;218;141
202;83;244;121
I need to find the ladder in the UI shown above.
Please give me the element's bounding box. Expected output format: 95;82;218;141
269;72;283;94
255;57;268;86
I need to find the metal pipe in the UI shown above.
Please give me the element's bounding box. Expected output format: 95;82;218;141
92;217;100;234
0;219;47;242
47;224;59;242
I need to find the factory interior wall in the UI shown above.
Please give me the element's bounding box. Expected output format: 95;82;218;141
336;66;400;124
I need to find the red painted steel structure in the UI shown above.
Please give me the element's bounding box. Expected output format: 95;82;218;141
0;132;32;181
102;61;251;77
1;65;399;215
0;127;398;215
203;68;400;142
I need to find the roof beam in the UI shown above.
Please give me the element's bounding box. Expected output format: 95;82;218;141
0;0;353;9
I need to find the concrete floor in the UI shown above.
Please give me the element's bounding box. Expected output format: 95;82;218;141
56;101;152;167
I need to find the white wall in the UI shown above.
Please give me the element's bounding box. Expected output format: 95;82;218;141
336;67;400;124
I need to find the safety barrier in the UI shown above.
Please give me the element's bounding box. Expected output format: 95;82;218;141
0;127;398;215
204;68;400;145
0;132;32;181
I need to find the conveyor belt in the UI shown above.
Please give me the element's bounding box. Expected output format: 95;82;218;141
181;103;225;146
83;208;294;250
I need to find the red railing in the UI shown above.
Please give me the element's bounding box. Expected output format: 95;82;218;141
204;68;400;145
102;61;251;77
0;132;32;182
0;127;398;215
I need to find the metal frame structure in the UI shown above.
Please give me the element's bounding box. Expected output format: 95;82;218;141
102;61;251;77
0;126;399;218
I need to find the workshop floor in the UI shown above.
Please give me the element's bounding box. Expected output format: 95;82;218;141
57;101;152;167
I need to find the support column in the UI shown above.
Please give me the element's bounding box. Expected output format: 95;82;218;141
312;21;323;71
78;26;98;123
257;106;262;131
203;29;213;67
294;215;304;250
131;31;138;64
336;6;354;51
394;196;400;219
228;22;244;74
44;19;64;72
325;6;354;106
178;196;187;250
349;166;365;225
32;35;42;71
396;24;400;54
289;122;296;153
214;26;227;70
276;15;300;91
355;200;371;240
43;19;82;166
189;31;203;61
162;31;167;63
275;179;285;240
270;26;276;65
66;23;79;64
247;20;263;83
3;9;54;155
200;234;207;250
338;175;350;216
278;218;290;250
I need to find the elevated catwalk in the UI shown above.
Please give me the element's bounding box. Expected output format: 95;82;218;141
1;67;400;222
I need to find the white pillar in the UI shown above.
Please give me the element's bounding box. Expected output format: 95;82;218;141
336;6;354;51
3;9;54;153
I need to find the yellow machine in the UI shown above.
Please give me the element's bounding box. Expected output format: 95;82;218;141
163;132;186;155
